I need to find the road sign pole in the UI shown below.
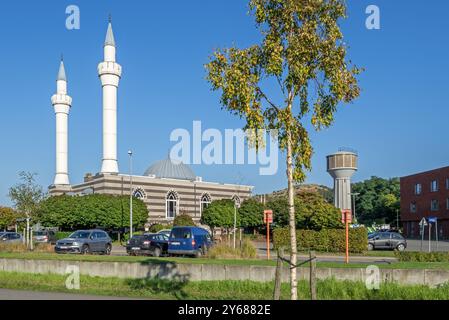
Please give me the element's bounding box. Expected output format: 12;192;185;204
436;220;439;251
345;210;350;264
428;223;432;253
267;219;270;260
421;226;424;252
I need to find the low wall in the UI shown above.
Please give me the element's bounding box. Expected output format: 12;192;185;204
0;258;449;287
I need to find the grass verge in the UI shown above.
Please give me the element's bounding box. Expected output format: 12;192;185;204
0;271;448;300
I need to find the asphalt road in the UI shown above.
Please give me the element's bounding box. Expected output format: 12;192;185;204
0;289;141;300
405;239;449;252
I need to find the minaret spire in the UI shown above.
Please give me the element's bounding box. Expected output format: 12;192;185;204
51;58;73;186
57;58;67;82
98;20;122;174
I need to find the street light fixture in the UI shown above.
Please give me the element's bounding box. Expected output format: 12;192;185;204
128;150;133;239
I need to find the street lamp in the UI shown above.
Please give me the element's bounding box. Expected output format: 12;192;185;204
233;196;241;249
128;150;133;239
351;193;360;223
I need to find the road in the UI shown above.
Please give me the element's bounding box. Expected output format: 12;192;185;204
0;289;141;300
405;239;449;252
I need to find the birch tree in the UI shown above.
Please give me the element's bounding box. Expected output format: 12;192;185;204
205;0;361;300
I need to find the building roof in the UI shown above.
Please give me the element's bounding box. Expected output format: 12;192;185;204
105;22;115;47
144;158;196;181
57;60;66;81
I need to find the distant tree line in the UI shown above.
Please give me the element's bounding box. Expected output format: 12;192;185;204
351;176;400;225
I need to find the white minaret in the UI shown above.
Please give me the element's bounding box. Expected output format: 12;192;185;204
99;19;122;174
51;58;72;186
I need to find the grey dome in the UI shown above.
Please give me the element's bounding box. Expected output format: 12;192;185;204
144;159;196;181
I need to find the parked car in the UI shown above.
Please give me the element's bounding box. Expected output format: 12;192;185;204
168;227;213;258
54;229;112;255
157;229;172;237
126;233;169;257
368;232;407;251
0;232;23;244
33;230;57;245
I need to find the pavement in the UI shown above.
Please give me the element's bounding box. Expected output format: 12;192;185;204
0;289;142;300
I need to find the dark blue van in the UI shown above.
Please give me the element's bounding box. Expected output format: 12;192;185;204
168;227;213;258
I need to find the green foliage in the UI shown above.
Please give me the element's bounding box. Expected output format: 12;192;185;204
273;227;368;253
352;177;400;224
0;207;22;230
37;194;148;231
395;251;449;263
201;200;236;229
56;232;72;240
266;193;342;230
8;172;45;218
205;0;361;183
173;214;196;227
207;240;257;259
148;224;171;233
238;199;264;228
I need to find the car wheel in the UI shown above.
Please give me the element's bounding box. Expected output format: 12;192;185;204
105;244;112;255
153;247;161;258
367;243;374;251
396;244;405;252
81;244;90;255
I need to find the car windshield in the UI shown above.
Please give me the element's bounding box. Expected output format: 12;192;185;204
368;233;378;239
34;231;46;236
69;231;91;239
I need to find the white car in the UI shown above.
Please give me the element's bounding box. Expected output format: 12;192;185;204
157;229;172;237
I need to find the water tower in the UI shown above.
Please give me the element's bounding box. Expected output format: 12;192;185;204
327;149;358;210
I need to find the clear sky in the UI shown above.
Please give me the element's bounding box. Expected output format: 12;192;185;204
1;0;448;206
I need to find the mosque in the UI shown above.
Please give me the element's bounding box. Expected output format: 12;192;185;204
48;21;253;224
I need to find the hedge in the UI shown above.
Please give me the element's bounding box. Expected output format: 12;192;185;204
37;194;148;231
394;251;449;262
273;227;368;254
56;232;72;240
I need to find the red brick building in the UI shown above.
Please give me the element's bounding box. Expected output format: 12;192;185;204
400;167;449;239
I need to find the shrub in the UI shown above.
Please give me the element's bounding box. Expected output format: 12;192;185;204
0;243;53;253
273;227;368;253
37;194;148;231
207;240;257;259
394;251;449;262
56;231;72;240
148;224;171;233
173;214;196;227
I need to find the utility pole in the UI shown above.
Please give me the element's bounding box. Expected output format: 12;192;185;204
128;150;133;239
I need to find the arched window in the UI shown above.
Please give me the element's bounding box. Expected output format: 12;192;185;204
133;188;146;200
166;191;179;219
200;193;212;215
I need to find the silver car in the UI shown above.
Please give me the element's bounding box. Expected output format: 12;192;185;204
0;232;23;243
55;230;112;255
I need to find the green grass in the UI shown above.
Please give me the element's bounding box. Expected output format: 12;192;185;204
0;251;448;270
0;252;278;267
0;271;448;300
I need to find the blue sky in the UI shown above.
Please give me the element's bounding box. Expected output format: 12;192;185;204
1;0;448;206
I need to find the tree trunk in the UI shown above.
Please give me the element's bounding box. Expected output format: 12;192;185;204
286;131;298;300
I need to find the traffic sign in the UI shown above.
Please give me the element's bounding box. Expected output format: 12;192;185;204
428;217;437;223
419;217;428;227
264;210;273;224
341;210;352;224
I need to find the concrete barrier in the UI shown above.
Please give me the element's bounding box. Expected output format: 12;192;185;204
0;258;448;287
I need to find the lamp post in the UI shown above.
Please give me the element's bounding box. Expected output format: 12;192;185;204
233;196;241;249
128;150;133;239
351;192;360;223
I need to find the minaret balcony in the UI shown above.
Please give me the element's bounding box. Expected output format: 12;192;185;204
98;61;122;77
51;94;72;107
